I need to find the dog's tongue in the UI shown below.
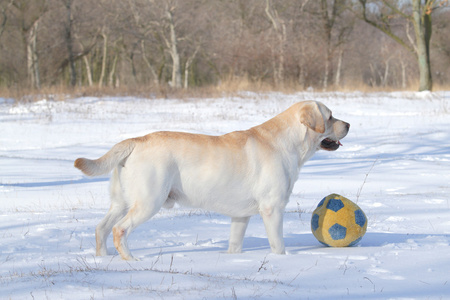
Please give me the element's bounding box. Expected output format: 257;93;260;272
338;141;343;146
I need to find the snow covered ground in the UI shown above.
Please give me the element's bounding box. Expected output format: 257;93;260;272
1;91;449;299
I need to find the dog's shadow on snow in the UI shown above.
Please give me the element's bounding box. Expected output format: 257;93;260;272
1;176;108;188
136;231;448;258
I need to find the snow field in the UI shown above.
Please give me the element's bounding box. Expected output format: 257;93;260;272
1;91;449;299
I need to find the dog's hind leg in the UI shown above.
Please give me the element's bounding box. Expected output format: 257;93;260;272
112;199;164;260
96;168;127;256
112;176;169;260
227;216;250;253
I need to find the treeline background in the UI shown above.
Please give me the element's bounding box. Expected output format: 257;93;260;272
0;0;449;94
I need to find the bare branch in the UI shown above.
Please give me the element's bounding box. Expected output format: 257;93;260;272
356;0;415;54
382;0;412;20
0;0;13;38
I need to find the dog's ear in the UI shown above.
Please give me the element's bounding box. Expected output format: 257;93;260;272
299;102;325;134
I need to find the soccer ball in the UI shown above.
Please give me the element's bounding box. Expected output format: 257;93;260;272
311;194;367;247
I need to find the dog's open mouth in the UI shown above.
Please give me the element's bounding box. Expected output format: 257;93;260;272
320;138;342;151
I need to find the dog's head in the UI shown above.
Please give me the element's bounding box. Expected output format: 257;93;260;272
299;101;350;151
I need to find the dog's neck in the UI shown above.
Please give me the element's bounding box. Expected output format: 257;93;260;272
251;114;319;170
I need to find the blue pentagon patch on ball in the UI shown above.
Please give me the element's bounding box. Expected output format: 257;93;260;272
354;209;367;227
311;214;320;232
329;223;347;240
326;198;345;212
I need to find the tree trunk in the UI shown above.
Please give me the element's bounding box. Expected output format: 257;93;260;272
412;0;432;91
320;0;342;90
335;48;343;87
27;20;40;89
323;45;330;89
382;58;391;87
141;40;159;86
98;30;108;88
184;47;199;89
369;63;377;87
322;22;331;89
166;9;182;88
265;0;286;87
400;59;407;89
63;0;76;87
108;54;118;87
83;55;93;86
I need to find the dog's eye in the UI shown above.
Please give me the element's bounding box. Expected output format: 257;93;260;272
328;115;332;120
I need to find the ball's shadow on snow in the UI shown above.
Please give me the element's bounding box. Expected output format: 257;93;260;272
287;232;448;253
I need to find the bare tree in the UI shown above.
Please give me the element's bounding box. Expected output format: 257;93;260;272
265;0;286;86
318;0;352;89
27;18;40;89
60;0;77;87
319;0;338;89
290;0;311;88
164;3;182;88
0;1;12;38
10;0;48;89
126;0;184;88
98;27;108;88
355;0;446;91
75;33;97;87
184;45;199;88
141;40;160;86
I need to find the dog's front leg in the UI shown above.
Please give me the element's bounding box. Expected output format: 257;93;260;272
260;206;286;254
227;216;251;253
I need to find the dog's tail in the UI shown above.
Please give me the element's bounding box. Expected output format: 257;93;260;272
74;139;136;177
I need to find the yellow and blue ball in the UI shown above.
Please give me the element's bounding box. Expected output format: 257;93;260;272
311;194;367;247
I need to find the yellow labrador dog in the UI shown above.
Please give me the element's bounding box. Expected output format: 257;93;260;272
75;101;349;260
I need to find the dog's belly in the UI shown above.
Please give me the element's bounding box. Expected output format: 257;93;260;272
166;183;260;218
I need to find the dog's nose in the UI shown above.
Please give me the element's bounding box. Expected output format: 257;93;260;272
345;122;350;130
